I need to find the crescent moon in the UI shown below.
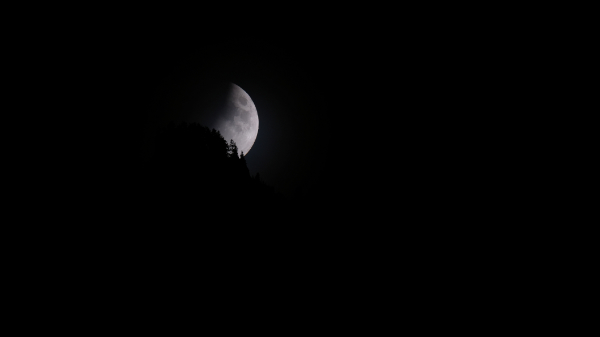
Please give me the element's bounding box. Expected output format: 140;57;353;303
214;83;259;156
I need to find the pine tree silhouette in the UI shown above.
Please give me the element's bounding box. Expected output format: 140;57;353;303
144;121;279;216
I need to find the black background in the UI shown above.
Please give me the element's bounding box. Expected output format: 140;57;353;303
71;24;356;208
38;7;536;235
10;7;560;325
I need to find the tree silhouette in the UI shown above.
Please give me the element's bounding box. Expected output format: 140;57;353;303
143;121;281;216
228;139;239;159
239;151;250;178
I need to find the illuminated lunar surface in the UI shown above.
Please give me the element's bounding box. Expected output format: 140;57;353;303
213;83;259;156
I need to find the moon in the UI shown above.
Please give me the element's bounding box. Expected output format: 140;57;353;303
146;81;258;158
212;83;259;156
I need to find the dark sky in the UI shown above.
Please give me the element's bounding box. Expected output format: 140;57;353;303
88;29;435;204
79;16;500;208
92;33;337;199
153;39;332;197
34;9;534;286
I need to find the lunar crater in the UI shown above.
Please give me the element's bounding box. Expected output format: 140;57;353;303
213;83;259;156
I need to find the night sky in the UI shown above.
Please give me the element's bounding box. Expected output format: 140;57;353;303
25;10;538;317
137;38;333;198
87;31;344;204
78;17;502;214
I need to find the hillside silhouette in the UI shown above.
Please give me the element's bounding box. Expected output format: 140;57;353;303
130;121;294;226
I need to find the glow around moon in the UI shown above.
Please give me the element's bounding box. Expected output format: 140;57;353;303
214;83;259;156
